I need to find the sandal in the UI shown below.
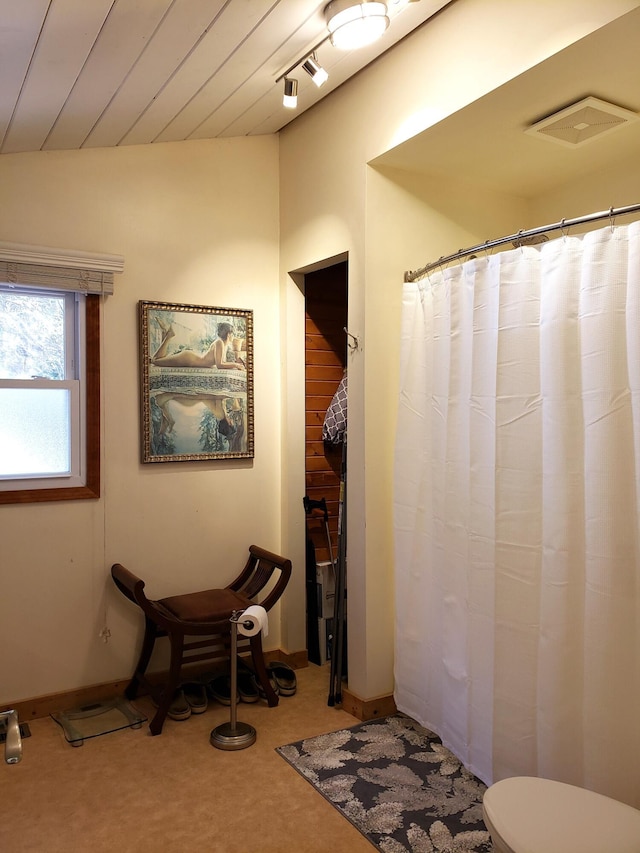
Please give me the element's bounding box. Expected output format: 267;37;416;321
152;688;191;721
207;675;239;706
267;661;297;696
182;681;208;714
256;671;279;701
237;671;259;703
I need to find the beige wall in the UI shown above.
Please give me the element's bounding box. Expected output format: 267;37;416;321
279;0;639;701
530;150;640;226
0;136;282;703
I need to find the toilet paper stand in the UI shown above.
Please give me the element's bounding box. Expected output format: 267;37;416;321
210;610;257;750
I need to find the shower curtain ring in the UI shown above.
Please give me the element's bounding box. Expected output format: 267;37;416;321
609;206;616;232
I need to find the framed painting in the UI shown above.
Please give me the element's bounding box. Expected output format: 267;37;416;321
139;300;253;463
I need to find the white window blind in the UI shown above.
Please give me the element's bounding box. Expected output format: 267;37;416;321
0;241;124;295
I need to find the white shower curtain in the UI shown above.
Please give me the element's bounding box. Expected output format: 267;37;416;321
393;221;640;808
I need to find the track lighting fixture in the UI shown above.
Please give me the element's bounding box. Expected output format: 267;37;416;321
276;0;394;111
283;77;298;109
302;54;329;87
275;48;328;111
324;1;389;50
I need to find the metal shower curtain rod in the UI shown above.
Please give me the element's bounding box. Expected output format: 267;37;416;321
404;202;640;283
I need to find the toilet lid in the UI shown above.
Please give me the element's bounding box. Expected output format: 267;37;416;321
483;777;640;853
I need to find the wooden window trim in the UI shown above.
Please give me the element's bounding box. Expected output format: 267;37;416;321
0;294;100;505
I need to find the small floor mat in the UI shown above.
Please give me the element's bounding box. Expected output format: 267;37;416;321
51;697;147;747
276;713;491;852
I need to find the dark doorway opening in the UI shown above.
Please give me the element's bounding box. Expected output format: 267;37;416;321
303;260;348;666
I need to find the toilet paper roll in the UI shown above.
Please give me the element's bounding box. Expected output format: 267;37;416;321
237;604;269;638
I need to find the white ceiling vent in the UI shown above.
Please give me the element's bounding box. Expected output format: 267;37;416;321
525;96;638;148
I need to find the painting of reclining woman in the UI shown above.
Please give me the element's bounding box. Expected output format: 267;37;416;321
139;300;253;462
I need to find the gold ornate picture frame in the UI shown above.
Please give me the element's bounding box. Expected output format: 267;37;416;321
139;300;253;463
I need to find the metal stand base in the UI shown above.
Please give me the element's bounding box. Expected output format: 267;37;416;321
210;721;256;751
210;612;257;751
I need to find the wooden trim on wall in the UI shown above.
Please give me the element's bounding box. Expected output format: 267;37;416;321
340;686;397;722
6;649;308;722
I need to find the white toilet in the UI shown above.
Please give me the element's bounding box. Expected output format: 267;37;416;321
482;776;640;853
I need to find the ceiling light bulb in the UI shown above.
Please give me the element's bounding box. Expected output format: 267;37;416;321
325;1;389;50
302;56;329;87
283;77;298;109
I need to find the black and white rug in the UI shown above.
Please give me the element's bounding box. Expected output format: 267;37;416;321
276;714;492;853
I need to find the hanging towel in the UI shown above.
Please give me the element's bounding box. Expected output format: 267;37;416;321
322;372;347;445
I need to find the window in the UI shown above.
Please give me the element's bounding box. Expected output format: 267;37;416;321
0;289;100;503
0;241;122;505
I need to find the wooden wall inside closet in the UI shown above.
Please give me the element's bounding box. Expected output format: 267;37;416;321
304;261;348;563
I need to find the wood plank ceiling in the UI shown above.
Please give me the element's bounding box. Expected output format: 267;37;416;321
0;0;451;155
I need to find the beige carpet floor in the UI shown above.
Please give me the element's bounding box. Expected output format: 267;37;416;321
1;664;374;853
